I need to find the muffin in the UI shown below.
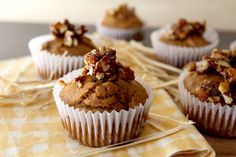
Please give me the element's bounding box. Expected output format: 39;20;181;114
53;46;152;147
96;4;144;40
29;19;96;79
179;49;236;137
151;18;219;67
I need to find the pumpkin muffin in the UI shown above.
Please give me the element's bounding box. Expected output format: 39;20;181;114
96;4;144;40
29;19;96;79
53;46;152;147
151;18;219;67
179;49;236;137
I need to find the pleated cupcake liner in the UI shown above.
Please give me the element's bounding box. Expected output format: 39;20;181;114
53;69;153;147
179;68;236;137
28;34;84;79
96;20;143;40
151;26;219;67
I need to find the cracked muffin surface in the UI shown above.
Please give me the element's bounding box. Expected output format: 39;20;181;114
60;78;148;112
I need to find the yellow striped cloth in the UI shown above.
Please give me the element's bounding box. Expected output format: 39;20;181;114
0;56;215;157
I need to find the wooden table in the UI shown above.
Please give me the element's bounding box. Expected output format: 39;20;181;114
0;22;235;156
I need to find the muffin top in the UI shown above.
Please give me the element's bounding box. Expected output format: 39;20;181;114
42;19;96;56
59;46;148;112
102;4;143;29
184;49;236;106
160;18;209;47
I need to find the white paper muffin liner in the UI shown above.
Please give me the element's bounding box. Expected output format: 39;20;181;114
179;68;236;137
230;40;236;50
28;34;84;79
96;20;143;40
53;69;153;147
151;26;219;67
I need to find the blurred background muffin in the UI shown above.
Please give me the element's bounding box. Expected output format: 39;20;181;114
96;4;144;40
151;18;219;67
29;19;96;79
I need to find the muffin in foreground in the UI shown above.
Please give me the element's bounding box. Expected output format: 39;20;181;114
96;4;144;40
53;46;152;147
151;18;219;67
179;49;236;137
29;19;96;79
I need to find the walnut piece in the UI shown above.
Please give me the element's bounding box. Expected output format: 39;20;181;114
196;60;209;73
166;18;206;41
223;68;236;84
82;46;135;82
218;81;233;104
50;19;88;47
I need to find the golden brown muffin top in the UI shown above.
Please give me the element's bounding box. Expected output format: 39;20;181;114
102;4;143;29
184;49;236;105
59;46;148;112
42;19;96;56
160;19;209;47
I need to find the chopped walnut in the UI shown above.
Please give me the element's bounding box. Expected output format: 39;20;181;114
82;46;135;82
216;60;231;68
50;19;88;47
195;80;216;101
166;18;206;41
107;4;135;19
196;86;209;101
223;68;236;84
218;81;233;104
196;60;209;73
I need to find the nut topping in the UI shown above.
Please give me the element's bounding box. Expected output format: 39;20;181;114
218;81;233;104
74;46;135;86
188;49;236;105
165;18;206;41
50;19;88;47
196;60;209;73
107;4;136;19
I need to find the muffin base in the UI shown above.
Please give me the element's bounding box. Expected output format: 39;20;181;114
179;68;236;137
53;69;153;147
